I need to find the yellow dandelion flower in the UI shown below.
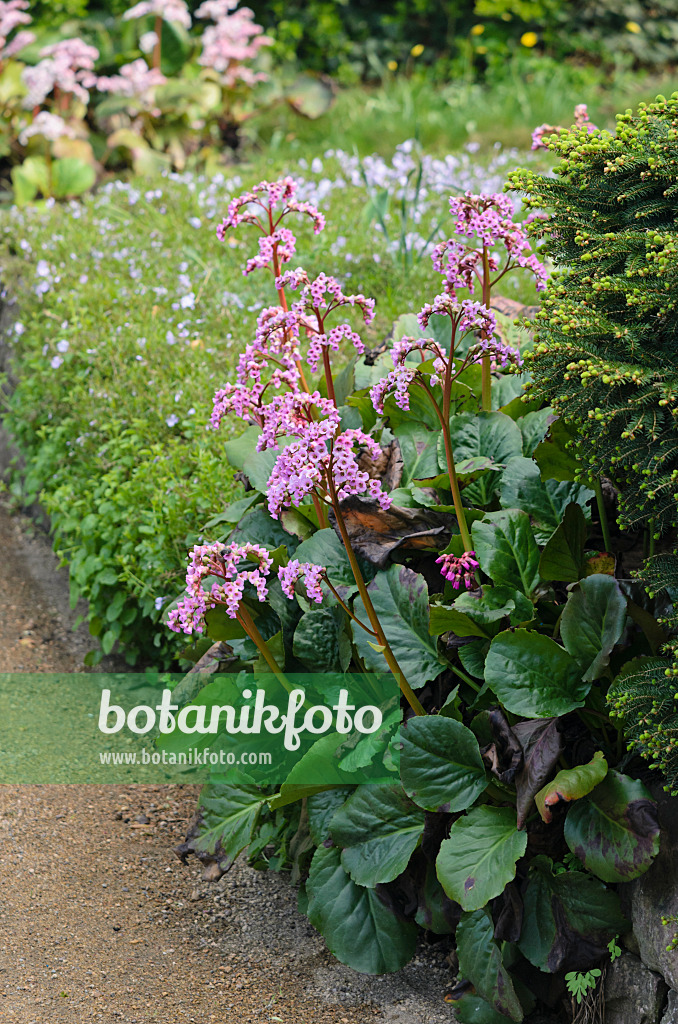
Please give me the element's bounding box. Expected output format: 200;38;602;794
520;31;538;47
626;20;642;32
387;59;398;71
470;24;485;35
410;43;424;56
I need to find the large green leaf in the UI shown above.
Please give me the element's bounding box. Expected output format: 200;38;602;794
352;565;445;687
498;456;593;543
519;408;552;458
448;411;523;466
472;511;541;596
295;528;375;589
436;805;527;912
400;716;487;812
293;606;351;673
394;422;440;484
307;788;353;845
429;586;533;638
533;416;583;482
330;783;425;887
447;411;523;505
456;909;524;1021
454;994;515;1024
176;783;266;873
160;17;192;75
518;855;627;973
564;771;660;882
228;507;298;552
538;502;588;582
534;751;608;823
414;862;460;934
485;629;590;718
306;845;417;973
285;74;334;119
51;157;96;199
560;574;627;681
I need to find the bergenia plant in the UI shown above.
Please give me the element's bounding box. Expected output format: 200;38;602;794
166;174;667;1014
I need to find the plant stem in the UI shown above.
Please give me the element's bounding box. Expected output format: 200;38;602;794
481;247;492;412
269;211;311;394
448;662;481;692
418;377;473;551
152;15;162;70
593;475;612;553
311;493;329;529
322;576;378;635
328;480;426;716
236;604;290;691
321;346;336;405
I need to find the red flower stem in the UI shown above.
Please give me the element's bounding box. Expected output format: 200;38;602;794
321;345;336;405
327;479;426;717
481;246;492;412
152;15;162;70
311;493;329;529
268;207;311;395
322;576;378;635
417;377;473;551
236;605;290;691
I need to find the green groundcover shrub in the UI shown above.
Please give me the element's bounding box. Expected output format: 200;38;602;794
159;130;676;1017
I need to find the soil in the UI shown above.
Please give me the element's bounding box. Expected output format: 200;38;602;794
0;497;455;1024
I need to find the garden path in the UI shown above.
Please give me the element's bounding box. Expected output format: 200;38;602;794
0;500;453;1024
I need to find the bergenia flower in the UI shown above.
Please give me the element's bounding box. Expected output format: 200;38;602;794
279;268;374;372
20;111;76;144
122;0;191;29
278;560;325;603
96;59;167;110
0;0;34;60
197;7;271;87
436;550;479;590
195;0;238;18
22;37;100;106
256;390;338;451
417;295;497;335
370;365;417;413
168;541;273;634
432;193;549;295
267;423;392;519
216;175;325;250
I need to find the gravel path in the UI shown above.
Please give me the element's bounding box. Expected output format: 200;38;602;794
0;499;455;1024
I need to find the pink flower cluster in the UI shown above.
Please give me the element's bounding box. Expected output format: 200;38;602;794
279;560;325;602
96;59;167;110
436;550;479;590
256;390;337;451
168;541;273;633
0;0;34;63
20;111;76;144
370;364;417;413
218;177;325;237
438;193;549;294
266;412;391;519
417;295;497;334
278;268;374;372
196;1;271;88
22;37;100;107
210;304;302;430
123;0;192;29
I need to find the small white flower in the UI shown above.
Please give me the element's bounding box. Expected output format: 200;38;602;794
50;355;63;369
166;413;179;427
139;30;158;54
56;340;69;353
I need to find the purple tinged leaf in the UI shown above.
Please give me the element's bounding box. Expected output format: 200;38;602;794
513;718;564;828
